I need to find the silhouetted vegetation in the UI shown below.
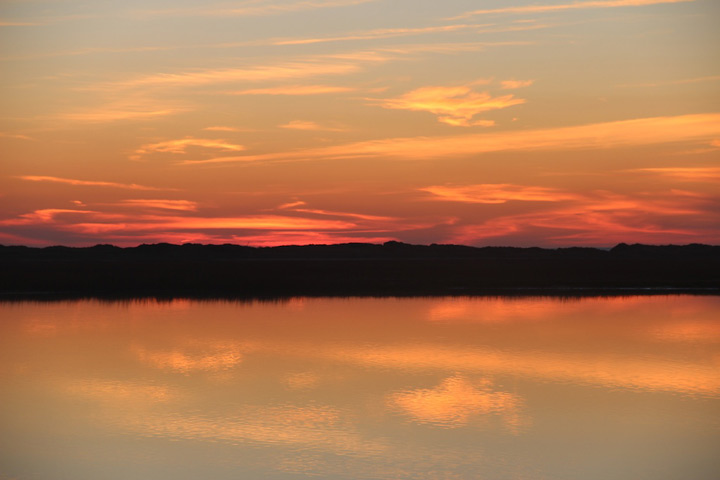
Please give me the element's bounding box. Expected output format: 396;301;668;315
1;242;718;298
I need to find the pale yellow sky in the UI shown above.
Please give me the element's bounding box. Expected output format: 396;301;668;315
1;0;718;246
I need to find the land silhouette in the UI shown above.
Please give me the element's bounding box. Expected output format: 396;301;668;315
1;242;718;298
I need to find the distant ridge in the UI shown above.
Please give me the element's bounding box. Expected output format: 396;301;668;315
2;242;719;297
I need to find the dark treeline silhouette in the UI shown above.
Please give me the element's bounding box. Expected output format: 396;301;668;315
1;241;719;297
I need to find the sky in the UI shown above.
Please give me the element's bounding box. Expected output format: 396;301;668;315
1;0;718;247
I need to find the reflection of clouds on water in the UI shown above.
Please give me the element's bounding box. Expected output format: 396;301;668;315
388;375;525;430
126;405;389;457
327;345;720;397
283;371;321;390
652;321;720;343
64;379;176;405
132;342;245;373
3;297;719;480
426;297;554;323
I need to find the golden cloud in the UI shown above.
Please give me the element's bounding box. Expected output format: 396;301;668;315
628;167;720;181
18;175;173;191
130;137;245;160
500;79;534;89
116;200;199;211
373;84;525;126
421;184;580;203
279;120;346;131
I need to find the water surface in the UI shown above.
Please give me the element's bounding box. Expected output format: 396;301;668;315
1;296;719;479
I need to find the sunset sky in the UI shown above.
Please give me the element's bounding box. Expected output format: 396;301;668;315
1;0;718;247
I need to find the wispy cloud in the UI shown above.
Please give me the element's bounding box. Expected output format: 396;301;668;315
203;126;257;133
443;190;716;246
115;61;366;89
0;21;43;27
68;215;356;234
18;176;174;191
372;83;524;126
0;209;96;225
274;23;492;46
138;0;379;18
617;75;720;88
452;0;695;20
0;132;34;140
500;79;534;89
58;98;186;122
116;200;199;212
184;113;720;165
279;120;347;131
421;184;580;204
628;167;720;181
226;85;356;95
278;201;395;221
130;137;246;161
183;113;720;167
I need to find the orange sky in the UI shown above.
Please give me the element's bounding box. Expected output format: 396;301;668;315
1;0;718;246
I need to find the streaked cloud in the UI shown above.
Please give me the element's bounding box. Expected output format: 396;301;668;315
1;209;94;225
130;137;246;161
57;95;187;123
617;75;720;88
500;79;534;89
0;21;43;27
0;132;34;140
226;85;356;95
203;126;257;133
277;200;308;210
139;0;380;18
185;113;720;165
373;83;525;126
18;176;173;191
279;120;346;131
116;61;366;89
444;191;717;246
68;215;356;234
274;23;491;46
421;184;580;204
116;200;199;211
274;22;551;47
60;108;182;123
280;204;396;222
628;167;720;181
452;0;695;19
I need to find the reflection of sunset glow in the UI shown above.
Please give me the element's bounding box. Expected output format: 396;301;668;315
389;376;522;429
652;322;720;342
65;380;175;404
133;344;244;373
123;406;388;456
284;372;321;390
2;296;719;479
333;345;720;397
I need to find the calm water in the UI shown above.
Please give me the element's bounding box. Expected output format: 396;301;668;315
1;296;719;480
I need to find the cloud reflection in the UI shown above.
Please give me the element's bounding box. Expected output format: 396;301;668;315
389;376;523;430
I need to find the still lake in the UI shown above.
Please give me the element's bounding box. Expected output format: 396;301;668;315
1;295;719;480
